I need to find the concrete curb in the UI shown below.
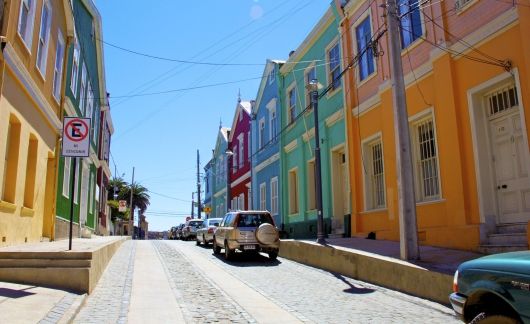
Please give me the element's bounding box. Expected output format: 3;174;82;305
279;240;452;305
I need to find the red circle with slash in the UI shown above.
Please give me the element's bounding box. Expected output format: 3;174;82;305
65;118;89;142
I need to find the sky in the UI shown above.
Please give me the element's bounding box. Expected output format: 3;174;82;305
95;0;332;231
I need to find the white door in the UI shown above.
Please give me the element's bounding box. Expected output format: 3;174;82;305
490;110;530;224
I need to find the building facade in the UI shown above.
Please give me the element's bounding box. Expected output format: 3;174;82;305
279;8;348;239
251;60;284;226
334;0;530;251
55;0;106;239
228;100;252;211
211;127;230;218
0;0;74;246
202;157;214;219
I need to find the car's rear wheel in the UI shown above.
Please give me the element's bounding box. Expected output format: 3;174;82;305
202;235;208;246
213;238;221;254
224;241;234;261
196;237;200;245
268;250;278;260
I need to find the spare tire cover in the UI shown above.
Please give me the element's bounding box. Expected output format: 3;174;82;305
256;223;279;245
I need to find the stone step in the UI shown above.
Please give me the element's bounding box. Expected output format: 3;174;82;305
487;233;528;246
327;233;344;239
477;244;528;255
0;258;91;268
496;223;528;234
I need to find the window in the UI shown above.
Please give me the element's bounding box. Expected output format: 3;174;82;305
260;183;266;210
53;31;65;100
18;0;36;48
239;193;245;210
79;64;87;114
86;84;93;119
363;138;386;209
233;146;238;172
327;42;341;90
486;84;518;117
356;17;375;81
93;105;100;145
70;37;80;97
23;136;38;208
288;87;296;124
62;156;71;197
305;65;316;107
411;117;440;201
2;116;21;203
247;132;251;162
270;108;277;141
288;169;299;214
36;1;52;75
268;68;275;85
239;136;244;167
398;0;422;48
270;177;278;215
259;118;265;149
455;0;473;10
307;160;316;210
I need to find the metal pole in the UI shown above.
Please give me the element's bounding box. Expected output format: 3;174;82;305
129;167;134;239
386;0;420;260
197;150;201;219
191;192;195;218
310;79;326;244
68;157;77;250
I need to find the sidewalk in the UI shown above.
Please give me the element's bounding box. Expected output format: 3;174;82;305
0;236;127;323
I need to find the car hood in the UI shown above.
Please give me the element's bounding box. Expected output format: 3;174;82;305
459;251;530;275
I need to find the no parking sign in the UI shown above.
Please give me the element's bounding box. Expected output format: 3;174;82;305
62;117;91;157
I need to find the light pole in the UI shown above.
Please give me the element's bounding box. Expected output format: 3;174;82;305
307;79;326;244
225;148;233;212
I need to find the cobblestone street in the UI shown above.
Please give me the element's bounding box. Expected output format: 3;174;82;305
74;240;460;323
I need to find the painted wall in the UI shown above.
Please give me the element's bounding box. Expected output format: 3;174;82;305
338;0;530;251
211;127;230;218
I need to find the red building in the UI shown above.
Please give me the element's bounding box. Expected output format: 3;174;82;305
228;99;253;211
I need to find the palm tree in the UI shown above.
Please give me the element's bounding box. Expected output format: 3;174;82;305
120;183;150;219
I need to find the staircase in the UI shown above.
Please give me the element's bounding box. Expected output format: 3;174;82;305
478;223;529;254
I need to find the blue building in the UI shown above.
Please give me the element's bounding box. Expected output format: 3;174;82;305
202;157;214;218
251;60;285;227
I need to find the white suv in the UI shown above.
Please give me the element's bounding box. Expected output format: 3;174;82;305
213;211;280;260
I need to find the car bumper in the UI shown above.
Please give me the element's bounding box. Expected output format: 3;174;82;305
449;292;466;318
227;239;280;251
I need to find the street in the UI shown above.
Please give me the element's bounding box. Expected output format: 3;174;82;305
73;240;459;323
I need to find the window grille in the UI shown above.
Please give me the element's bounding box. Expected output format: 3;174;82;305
370;142;385;208
415;119;440;200
487;85;518;118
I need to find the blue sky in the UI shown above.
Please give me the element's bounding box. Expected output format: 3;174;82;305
96;0;332;231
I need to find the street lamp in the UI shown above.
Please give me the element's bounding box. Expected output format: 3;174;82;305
306;78;326;244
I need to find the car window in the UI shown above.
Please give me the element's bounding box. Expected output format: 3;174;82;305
189;221;203;226
237;213;273;227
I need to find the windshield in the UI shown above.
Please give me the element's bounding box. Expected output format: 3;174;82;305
236;214;273;228
189;221;203;226
207;218;223;226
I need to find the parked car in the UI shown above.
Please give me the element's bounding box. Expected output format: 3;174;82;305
449;250;530;324
212;210;280;261
196;218;223;246
175;223;185;240
181;219;204;241
168;226;178;240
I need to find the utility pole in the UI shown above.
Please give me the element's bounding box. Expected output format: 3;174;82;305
191;192;195;218
197;150;201;219
308;79;325;244
128;167;135;239
386;0;420;260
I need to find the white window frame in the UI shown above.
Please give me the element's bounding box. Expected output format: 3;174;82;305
70;35;80;97
270;177;278;215
362;133;386;210
79;64;87;115
17;0;36;50
36;1;52;77
304;63;316;108
238;134;244;167
287;83;297;124
409;110;442;202
53;30;65;101
259;118;265;149
326;38;342;92
268;68;275;85
247;132;251;162
62;157;71;198
260;182;266;210
239;193;245;210
269;106;277;141
352;10;377;84
233;145;238;172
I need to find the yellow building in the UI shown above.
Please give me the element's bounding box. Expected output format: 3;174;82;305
0;0;73;246
335;0;530;252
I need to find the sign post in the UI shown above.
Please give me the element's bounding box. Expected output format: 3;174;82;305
61;117;91;251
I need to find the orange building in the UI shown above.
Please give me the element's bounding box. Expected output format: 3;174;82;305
334;0;530;252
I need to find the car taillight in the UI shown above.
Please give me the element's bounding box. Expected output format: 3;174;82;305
208;228;214;234
452;270;459;292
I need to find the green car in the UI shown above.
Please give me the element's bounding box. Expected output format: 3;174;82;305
449;251;530;323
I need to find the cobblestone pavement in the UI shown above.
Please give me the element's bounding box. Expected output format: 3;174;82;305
169;240;460;324
73;240;136;324
153;240;255;323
